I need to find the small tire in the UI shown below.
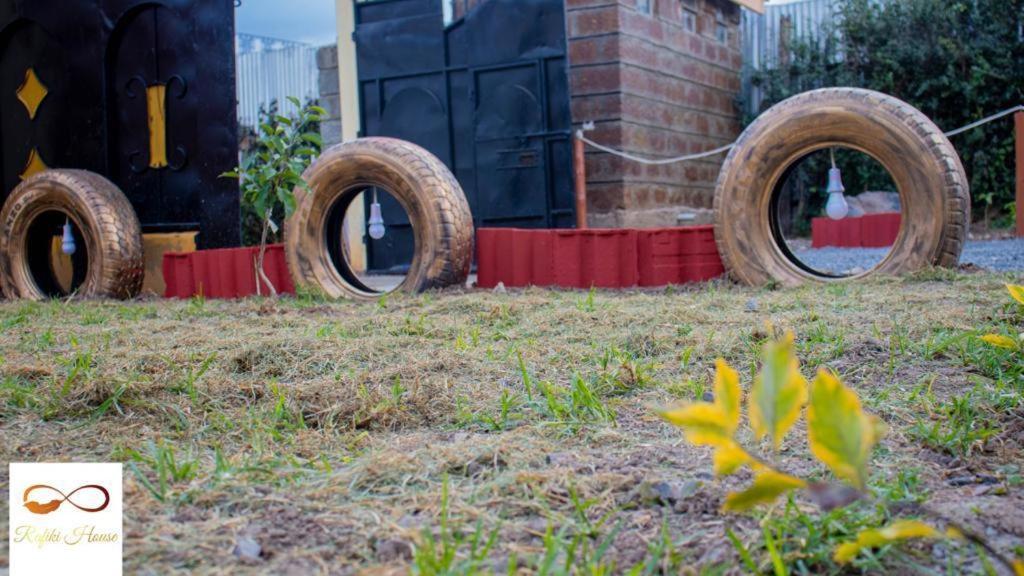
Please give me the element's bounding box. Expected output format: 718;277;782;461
285;137;474;299
0;169;144;300
713;88;969;286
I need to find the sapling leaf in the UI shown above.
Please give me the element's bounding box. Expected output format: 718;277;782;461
660;403;732;447
713;440;751;476
1006;284;1024;306
807;369;885;489
661;358;743;450
833;519;942;564
749;333;808;450
980;334;1019;350
722;469;806;512
715;358;741;436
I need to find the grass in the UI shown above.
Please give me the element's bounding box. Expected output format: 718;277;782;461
0;272;1022;574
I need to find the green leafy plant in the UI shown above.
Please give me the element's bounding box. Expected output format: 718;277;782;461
746;0;1024;222
224;97;325;295
659;333;1024;573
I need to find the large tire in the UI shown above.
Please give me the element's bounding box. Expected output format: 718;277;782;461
285;137;474;299
713;88;969;286
0;169;144;299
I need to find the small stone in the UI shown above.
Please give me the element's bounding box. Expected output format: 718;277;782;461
546;452;575;467
640;480;699;506
375;538;413;562
233;535;262;563
745;298;759;312
493;282;507;294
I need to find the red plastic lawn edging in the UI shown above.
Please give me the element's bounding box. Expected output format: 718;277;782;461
163;244;296;299
811;213;901;248
476;226;724;289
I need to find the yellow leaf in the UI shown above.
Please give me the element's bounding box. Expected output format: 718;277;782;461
722;469;806;512
749;333;808;450
661;358;744;449
713;440;751;477
1007;284;1024;306
834;520;942;564
660;403;732;447
715;358;742;436
980;334;1019;350
807;370;883;489
1012;558;1024;576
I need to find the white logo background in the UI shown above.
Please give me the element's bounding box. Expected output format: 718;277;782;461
9;463;123;576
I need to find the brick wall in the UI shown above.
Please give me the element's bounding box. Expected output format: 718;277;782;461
567;0;742;227
339;0;744;228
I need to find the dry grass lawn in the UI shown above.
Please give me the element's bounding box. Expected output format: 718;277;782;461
1;270;1023;574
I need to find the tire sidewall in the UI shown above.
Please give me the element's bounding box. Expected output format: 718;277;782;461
0;170;143;300
714;88;965;285
0;177;105;299
286;138;471;300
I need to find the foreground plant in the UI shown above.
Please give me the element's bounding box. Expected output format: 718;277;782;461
660;333;1024;573
980;284;1024;353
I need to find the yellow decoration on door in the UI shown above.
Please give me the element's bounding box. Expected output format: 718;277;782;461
146;84;168;169
20;148;49;180
16;68;48;120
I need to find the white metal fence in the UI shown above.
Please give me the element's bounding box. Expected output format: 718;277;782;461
235;34;320;129
741;0;838;115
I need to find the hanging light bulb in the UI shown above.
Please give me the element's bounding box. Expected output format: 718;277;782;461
367;189;386;240
61;218;76;255
825;148;849;220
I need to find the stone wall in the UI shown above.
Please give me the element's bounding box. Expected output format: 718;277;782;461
316;45;343;147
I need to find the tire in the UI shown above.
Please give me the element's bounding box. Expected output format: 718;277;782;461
0;169;144;300
285;137;474;299
713;88;969;286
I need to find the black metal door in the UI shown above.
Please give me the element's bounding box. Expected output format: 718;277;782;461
355;0;575;272
106;4;198;231
0;0;240;249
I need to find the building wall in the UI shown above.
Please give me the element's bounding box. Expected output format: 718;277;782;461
316;45;344;147
567;0;743;227
335;0;745;228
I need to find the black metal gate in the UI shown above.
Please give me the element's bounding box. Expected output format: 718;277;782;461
355;0;575;272
0;0;240;249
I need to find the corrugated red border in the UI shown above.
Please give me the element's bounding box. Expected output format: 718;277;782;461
478;226;724;289
163;245;295;299
811;213;901;248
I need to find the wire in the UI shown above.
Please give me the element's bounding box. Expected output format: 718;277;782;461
575;132;734;165
577;104;1023;165
942;105;1024;137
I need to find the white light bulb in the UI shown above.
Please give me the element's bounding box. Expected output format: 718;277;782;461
61;220;76;255
826;191;849;220
368;201;386;240
825;167;849;220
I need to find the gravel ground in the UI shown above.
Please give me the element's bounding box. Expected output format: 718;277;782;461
794;237;1024;275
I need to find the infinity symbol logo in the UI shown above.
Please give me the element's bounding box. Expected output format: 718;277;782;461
23;484;110;515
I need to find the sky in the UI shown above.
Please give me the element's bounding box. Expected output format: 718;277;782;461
235;0;337;46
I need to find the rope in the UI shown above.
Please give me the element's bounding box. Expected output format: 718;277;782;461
577;104;1023;165
942;105;1024;137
